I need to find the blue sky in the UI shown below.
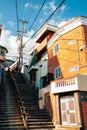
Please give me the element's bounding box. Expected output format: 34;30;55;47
0;0;87;35
0;0;87;63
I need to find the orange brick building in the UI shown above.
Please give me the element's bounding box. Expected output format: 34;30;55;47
39;16;87;130
48;16;87;78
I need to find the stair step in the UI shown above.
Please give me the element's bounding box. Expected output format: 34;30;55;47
0;126;25;129
28;122;54;125
28;125;55;129
27;115;50;119
27;119;52;122
0;111;20;114
0;113;21;117
11;72;55;129
0;122;24;126
29;129;53;130
0;119;23;123
0;116;22;120
0;105;19;107
27;113;48;116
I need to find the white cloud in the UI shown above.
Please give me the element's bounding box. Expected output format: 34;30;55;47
49;1;56;11
58;21;68;27
25;2;38;9
60;5;67;12
0;29;18;60
39;18;43;24
58;18;74;27
0;29;36;64
43;0;56;12
25;2;30;8
43;0;56;17
8;21;15;26
49;19;57;25
25;29;35;37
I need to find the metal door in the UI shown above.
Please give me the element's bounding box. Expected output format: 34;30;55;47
60;96;77;125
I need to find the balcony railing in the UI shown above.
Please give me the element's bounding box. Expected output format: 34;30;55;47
51;75;87;94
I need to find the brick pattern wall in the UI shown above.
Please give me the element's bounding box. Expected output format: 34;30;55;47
48;25;87;79
44;92;58;123
80;92;87;129
44;92;53;117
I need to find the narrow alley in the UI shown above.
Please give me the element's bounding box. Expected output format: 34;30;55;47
0;70;55;130
0;70;26;130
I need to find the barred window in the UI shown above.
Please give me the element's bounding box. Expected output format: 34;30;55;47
54;66;62;79
54;44;59;55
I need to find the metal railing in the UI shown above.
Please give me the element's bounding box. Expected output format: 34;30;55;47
9;71;28;130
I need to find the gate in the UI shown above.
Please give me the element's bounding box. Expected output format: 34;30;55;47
60;96;77;125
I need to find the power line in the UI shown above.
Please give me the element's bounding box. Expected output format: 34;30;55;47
24;0;66;46
25;0;47;36
15;0;19;33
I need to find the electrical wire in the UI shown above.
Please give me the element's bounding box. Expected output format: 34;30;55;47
24;0;37;23
24;0;66;46
25;0;47;36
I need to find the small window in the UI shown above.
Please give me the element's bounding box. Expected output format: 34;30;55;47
0;50;4;56
54;66;62;79
54;44;59;55
1;51;4;56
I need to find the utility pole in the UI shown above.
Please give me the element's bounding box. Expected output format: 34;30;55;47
19;19;28;71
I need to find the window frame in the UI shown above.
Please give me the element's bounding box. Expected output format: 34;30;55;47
54;66;62;79
54;44;59;55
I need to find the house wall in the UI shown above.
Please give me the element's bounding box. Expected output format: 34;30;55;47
35;37;48;54
36;58;48;88
48;25;87;79
30;69;37;82
44;91;57;123
39;84;60;123
29;28;55;88
46;24;87;129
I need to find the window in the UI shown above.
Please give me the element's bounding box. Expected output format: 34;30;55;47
0;50;4;56
54;66;62;79
54;44;59;55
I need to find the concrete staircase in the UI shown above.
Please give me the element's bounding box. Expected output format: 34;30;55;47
0;70;25;130
12;72;55;130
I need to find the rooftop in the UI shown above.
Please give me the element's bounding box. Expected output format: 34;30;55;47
35;23;58;43
47;16;87;49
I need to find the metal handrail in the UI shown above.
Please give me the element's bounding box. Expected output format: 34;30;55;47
9;71;29;130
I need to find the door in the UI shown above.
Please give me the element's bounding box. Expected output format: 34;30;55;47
60;96;77;126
